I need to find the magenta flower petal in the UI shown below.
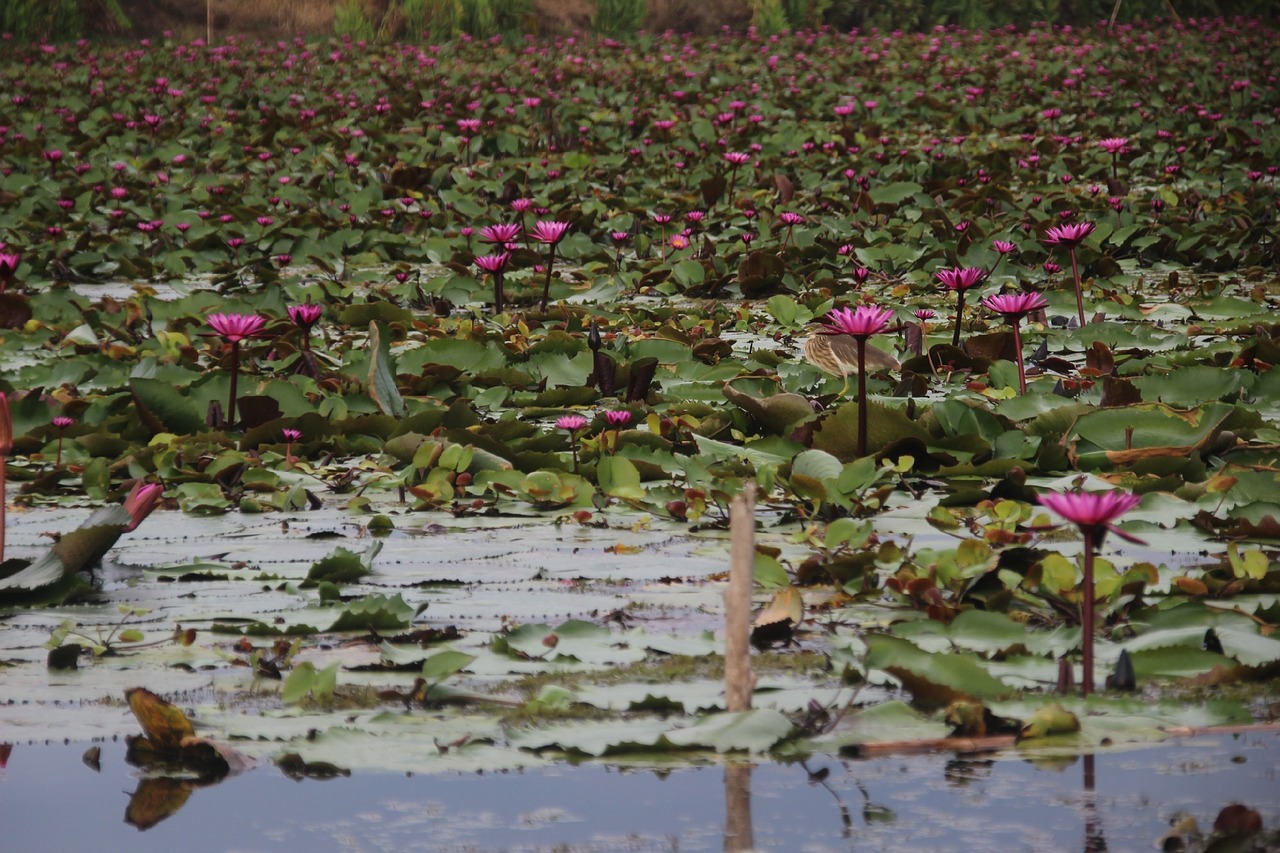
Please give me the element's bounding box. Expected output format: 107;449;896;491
982;292;1049;319
604;410;632;428
934;266;988;292
820;305;894;338
556;414;589;431
530;220;570;245
474;252;511;273
208;313;266;342
287;303;322;329
478;223;522;245
1038;490;1141;529
1043;221;1097;248
123;482;165;532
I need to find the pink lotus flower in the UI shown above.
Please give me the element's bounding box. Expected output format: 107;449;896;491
1044;221;1096;248
983;292;1049;394
475;252;511;313
479;223;521;246
982;292;1048;320
0;251;19;290
992;240;1016;255
530;220;570;245
288;303;322;329
282;428;302;442
1044;221;1097;326
815;304;894;458
556;414;589;431
723;152;751;165
936;267;987;347
1039;488;1143;698
1097;137;1129;154
604;410;632;428
531;221;571;311
474;253;510;273
123;481;165;533
52;416;75;429
1039;490;1141;537
208;314;265;428
208;313;266;342
934;266;987;292
820;305;893;338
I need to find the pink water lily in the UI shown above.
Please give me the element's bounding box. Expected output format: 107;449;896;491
935;266;988;346
208;313;266;343
1044;221;1096;326
208;313;265;427
478;223;521;248
983;292;1049;393
557;414;589;471
122;481;165;533
820;305;893;338
0;251;19;291
530;220;571;311
817;304;894;457
1039;489;1143;697
288;303;322;330
474;252;511;313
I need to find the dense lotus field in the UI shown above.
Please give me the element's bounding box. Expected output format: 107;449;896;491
1;15;1280;802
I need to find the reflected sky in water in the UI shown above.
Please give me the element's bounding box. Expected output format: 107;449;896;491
1;733;1277;851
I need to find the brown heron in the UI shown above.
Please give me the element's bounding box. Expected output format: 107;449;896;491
803;334;900;397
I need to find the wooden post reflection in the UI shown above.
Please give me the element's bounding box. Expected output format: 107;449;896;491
1083;753;1106;852
724;762;754;852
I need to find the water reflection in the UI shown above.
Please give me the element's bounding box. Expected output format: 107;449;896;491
1;736;1277;851
722;763;752;851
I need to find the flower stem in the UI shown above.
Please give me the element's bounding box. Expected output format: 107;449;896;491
1012;320;1027;394
227;340;241;428
494;270;505;314
1081;536;1096;697
856;337;868;458
539;247;556;312
952;291;965;347
1069;247;1085;327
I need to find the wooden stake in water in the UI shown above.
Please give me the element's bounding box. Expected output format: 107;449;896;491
724;482;757;713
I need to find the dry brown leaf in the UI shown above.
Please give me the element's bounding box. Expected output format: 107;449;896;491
126;687;195;751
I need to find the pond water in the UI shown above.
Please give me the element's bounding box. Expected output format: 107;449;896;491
2;733;1276;851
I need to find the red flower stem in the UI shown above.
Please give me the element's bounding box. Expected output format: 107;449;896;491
856;337;868;458
1081;536;1096;697
494;270;505;314
539;246;556;312
1012;320;1027;394
952;291;965;347
1069;247;1085;327
227;340;241;428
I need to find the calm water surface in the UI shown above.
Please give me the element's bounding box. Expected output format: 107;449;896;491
2;733;1277;851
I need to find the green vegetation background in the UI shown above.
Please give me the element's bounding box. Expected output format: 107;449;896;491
3;0;1274;44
